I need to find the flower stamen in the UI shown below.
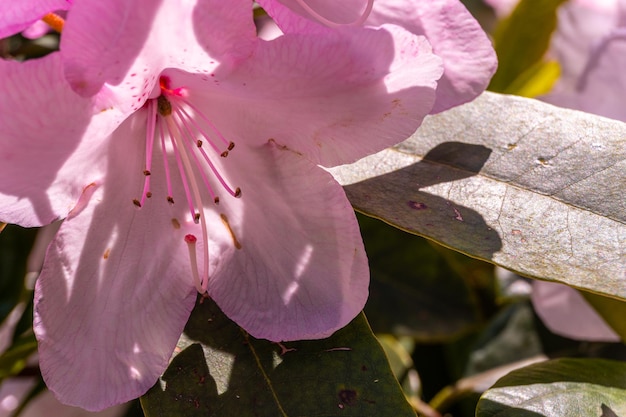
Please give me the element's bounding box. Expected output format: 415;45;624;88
42;12;65;33
134;76;243;293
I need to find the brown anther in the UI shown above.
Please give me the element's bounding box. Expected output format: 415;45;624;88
143;169;151;176
146;192;153;198
157;95;172;116
132;199;142;207
197;140;203;147
234;188;242;198
228;142;235;151
214;196;220;204
194;212;201;223
220;214;242;249
220;151;229;157
167;196;175;204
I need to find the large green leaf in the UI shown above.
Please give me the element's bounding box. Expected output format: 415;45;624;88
359;215;484;341
331;92;625;300
489;0;566;93
141;297;415;417
476;358;626;416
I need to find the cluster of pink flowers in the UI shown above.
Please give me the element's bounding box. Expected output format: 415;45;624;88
0;0;496;410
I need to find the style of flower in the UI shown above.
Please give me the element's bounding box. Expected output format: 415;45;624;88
1;0;448;410
258;0;498;113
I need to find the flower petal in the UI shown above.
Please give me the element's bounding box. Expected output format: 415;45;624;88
259;0;374;27
61;0;256;101
531;281;620;342
34;119;197;411
258;0;495;114
179;25;442;167
205;141;369;341
0;54;104;227
544;32;626;121
547;0;621;89
0;0;70;38
366;0;497;113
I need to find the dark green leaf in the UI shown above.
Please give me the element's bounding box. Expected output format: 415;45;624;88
359;215;484;341
0;332;37;381
0;225;37;325
476;358;626;416
141;297;415;417
331;92;626;301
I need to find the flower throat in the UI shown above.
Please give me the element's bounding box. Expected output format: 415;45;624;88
134;76;242;294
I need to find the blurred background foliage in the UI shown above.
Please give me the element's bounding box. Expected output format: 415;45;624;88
1;1;625;416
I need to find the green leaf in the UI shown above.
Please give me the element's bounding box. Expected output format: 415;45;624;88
359;215;484;341
330;92;626;301
0;225;37;326
503;60;560;98
489;0;567;92
580;291;626;342
0;332;37;381
141;297;415;417
476;358;626;416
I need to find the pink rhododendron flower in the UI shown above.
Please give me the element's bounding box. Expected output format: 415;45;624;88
1;0;445;410
0;0;71;38
258;0;498;113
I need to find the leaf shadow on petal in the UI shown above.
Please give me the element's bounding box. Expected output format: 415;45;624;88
343;141;503;260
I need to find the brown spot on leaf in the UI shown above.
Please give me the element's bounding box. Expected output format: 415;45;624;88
339;389;358;406
408;201;427;210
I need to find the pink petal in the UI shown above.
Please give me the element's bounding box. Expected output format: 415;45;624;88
61;0;256;101
260;0;374;27
531;281;620;342
205;141;369;341
0;377;128;417
0;0;70;38
544;32;626;121
547;0;622;90
258;0;495;113
34;120;197;411
366;0;497;113
178;25;442;167
0;54;105;227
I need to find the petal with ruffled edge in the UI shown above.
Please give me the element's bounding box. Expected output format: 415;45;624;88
531;281;619;342
171;24;442;168
0;0;70;38
34;116;197;411
544;31;626;121
203;140;369;342
258;0;495;114
260;0;373;27
547;0;621;90
365;0;497;113
60;0;257;102
0;54;107;227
